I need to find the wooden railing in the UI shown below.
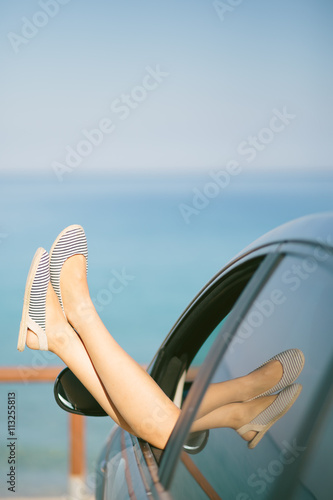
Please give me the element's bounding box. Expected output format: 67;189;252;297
0;366;86;499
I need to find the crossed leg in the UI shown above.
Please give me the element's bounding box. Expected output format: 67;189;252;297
26;284;136;433
27;255;283;449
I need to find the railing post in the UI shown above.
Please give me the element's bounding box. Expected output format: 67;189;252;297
0;366;88;499
69;413;87;500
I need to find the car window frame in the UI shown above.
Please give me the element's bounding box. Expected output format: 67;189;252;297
158;250;283;488
149;253;271;401
147;243;282;377
160;240;333;495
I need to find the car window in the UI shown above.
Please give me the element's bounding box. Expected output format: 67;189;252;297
148;256;266;466
150;256;265;404
191;316;229;367
169;251;333;500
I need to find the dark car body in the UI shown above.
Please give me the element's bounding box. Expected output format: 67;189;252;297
55;213;333;500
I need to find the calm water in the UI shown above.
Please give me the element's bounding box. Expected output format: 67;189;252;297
0;169;332;496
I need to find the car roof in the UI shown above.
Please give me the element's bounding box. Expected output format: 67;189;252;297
235;211;333;259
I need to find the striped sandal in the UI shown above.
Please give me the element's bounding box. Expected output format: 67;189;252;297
237;383;302;449
49;225;88;316
17;248;49;352
247;348;305;401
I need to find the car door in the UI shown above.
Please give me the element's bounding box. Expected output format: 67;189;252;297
155;242;333;500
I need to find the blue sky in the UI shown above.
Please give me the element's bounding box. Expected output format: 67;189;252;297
1;0;333;175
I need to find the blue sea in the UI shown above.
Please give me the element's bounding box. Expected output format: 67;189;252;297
0;168;332;497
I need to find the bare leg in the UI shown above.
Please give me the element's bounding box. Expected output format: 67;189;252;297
194;360;283;419
192;395;278;442
26;284;135;434
60;255;180;450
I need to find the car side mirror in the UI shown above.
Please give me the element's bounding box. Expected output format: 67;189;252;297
183;430;209;454
54;367;108;416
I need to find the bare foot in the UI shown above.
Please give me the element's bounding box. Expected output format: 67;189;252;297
26;283;75;353
241;360;283;401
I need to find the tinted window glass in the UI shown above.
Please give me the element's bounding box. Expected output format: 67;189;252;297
170;252;333;500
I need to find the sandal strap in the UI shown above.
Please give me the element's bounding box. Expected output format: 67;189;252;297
27;317;48;351
237;423;263;436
